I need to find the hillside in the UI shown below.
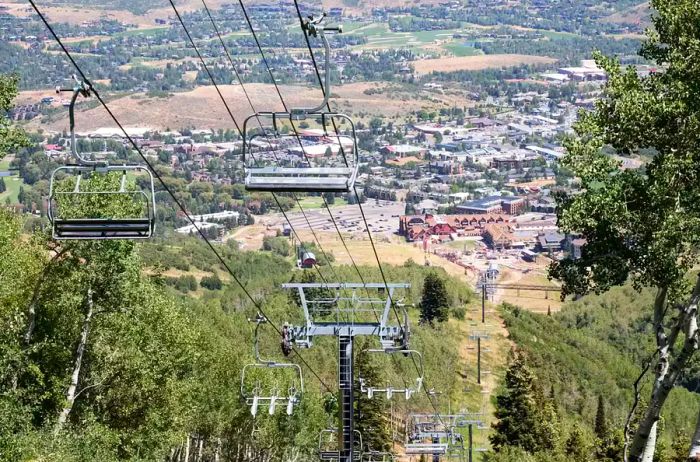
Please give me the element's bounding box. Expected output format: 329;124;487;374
500;285;700;451
2;206;507;459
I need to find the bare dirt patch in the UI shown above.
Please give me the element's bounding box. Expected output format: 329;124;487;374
602;2;651;25
492;268;561;313
413;54;557;75
27;82;472;132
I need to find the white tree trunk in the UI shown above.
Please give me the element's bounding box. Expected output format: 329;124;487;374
197;436;203;462
641;421;657;462
55;287;93;433
214;438;221;462
185;435;191;462
629;279;700;461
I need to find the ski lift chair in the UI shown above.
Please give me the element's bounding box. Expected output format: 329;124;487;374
362;451;395;462
404;443;448;456
241;315;304;416
47;77;156;240
358;349;424;400
242;14;359;193
318;428;363;461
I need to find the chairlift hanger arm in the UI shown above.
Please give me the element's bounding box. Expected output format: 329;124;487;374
294;13;342;116
57;76;104;167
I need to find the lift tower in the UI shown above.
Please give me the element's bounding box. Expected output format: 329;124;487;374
282;283;411;462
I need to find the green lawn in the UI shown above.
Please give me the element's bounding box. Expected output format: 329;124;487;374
0;175;24;204
442;42;484;57
348;23;468;50
540;29;581;39
444;239;479;251
289;196;348;211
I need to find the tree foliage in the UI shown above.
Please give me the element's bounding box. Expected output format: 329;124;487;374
490;353;560;454
419;272;450;325
354;338;391;453
0;74;29;160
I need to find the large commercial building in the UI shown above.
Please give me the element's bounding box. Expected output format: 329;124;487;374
456;196;527;215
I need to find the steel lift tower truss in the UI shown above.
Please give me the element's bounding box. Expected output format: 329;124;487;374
282;283;411;462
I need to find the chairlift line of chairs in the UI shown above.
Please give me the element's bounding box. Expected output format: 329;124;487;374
47;76;156;240
242;14;359;193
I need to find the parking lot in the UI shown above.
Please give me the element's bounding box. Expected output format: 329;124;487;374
269;199;405;238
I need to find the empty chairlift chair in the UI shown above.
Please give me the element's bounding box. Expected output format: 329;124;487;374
358;348;424;400
242;14;359;193
47;77;156;240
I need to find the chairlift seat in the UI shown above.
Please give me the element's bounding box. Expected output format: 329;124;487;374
243;110;360;193
48;162;156;241
319;451;361;461
245;167;357;192
53;218;153;239
405;443;448;455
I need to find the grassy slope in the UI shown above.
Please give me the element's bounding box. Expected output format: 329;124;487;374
502;285;700;442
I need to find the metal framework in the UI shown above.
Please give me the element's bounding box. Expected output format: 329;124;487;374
362;451;395;462
282;282;411;462
242;14;359;192
358;349;424;400
48;76;156;240
240;315;303;417
281;283;411;350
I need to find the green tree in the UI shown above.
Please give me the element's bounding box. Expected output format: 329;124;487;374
564;425;590;462
0;74;29;160
548;0;700;458
594;395;608;440
490;354;559;454
0;177;5;193
354;338;391;453
667;431;691;462
419;272;450;325
262;236;291;257
200;273;223;290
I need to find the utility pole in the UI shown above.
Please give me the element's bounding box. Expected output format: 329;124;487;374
477;337;481;385
481;283;486;323
468;424;473;462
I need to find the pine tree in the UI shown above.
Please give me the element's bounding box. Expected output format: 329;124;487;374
0;177;6;193
565;425;590;462
354;339;391;453
490;353;560;454
419;272;450;325
595;395;608;440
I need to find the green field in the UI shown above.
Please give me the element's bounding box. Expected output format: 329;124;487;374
348;23;469;50
444;239;479;251
0;175;24;204
442;42;484;57
289;196;348;211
